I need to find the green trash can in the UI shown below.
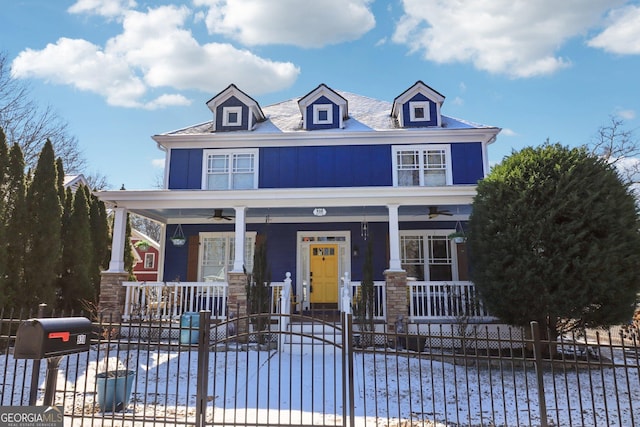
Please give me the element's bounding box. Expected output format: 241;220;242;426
180;312;199;344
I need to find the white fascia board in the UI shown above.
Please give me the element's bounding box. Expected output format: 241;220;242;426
153;127;501;150
95;185;477;212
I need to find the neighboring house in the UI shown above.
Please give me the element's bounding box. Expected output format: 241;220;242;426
131;229;160;282
97;81;501;331
64;174;90;192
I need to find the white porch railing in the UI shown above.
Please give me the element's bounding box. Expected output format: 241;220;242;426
408;281;494;321
349;280;386;320
123;281;228;321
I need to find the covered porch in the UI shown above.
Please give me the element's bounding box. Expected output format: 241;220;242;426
97;185;489;330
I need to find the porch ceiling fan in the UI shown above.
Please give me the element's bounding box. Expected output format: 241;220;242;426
428;206;453;219
209;209;234;221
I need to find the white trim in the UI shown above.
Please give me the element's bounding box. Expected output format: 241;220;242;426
198;231;257;282
409;101;430;122
153;127;500;150
400;229;459;281
296;230;351;311
392;144;453;187
144;252;155;269
202;148;259;190
313;104;333;125
222;106;243;127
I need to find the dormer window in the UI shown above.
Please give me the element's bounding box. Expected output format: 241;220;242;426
410;101;430;122
391;81;445;128
222;106;243;127
313;104;333;125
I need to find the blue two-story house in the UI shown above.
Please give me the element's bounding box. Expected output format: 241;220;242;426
97;81;501;331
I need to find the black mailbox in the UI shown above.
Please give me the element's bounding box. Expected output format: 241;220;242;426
14;317;92;359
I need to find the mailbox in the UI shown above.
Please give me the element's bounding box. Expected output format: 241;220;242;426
14;317;92;359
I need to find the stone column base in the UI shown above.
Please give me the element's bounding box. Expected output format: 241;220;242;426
98;271;129;321
227;272;248;335
384;269;408;334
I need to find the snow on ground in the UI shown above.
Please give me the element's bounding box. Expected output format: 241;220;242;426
1;342;638;426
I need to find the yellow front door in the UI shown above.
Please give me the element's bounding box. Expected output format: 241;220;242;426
309;244;339;304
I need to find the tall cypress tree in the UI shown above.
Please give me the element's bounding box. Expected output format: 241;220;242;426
59;186;94;310
89;192;110;297
0;129;8;306
24;140;62;309
5;144;27;308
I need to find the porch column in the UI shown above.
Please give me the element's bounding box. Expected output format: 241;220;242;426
107;207;127;273
387;204;402;271
232;206;246;273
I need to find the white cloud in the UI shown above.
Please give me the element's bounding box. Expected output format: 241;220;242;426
393;0;625;78
615;109;636;120
68;0;136;18
151;158;165;168
501;128;517;137
451;96;464;106
11;5;299;109
588;5;640;54
195;0;375;48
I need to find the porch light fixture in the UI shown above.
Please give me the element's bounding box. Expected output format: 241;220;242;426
313;208;327;217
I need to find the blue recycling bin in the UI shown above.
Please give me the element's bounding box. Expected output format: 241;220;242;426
180;312;200;344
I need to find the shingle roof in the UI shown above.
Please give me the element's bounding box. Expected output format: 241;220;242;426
164;90;494;136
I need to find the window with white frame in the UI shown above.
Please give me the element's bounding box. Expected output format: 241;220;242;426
409;101;430;122
199;232;256;282
393;145;451;187
144;252;155;269
401;231;456;281
222;106;243;126
313;104;333;125
204;149;258;190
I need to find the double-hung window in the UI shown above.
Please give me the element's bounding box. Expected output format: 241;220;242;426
400;231;457;281
203;149;258;190
199;232;256;282
393;145;451;187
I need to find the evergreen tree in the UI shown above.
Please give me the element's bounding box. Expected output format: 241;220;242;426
23;140;62;309
89;192;110;296
469;143;640;341
124;214;135;279
0;129;8;305
59;186;94;310
55;157;66;207
4;144;28;308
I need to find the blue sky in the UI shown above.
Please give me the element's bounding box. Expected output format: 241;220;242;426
2;0;639;189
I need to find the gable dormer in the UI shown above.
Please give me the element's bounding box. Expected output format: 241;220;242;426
206;84;265;132
391;81;445;128
297;84;348;130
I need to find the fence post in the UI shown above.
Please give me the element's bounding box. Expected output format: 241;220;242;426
196;310;211;427
279;272;292;352
530;321;548;427
340;275;355;427
29;303;47;405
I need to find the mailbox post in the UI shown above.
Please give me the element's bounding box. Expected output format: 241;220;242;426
15;317;93;406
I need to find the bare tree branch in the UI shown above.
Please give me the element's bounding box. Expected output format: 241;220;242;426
589;116;640;185
0;51;86;173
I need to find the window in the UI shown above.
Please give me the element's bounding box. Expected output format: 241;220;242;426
401;231;456;281
393;145;451;187
409;101;430;122
204;149;258;190
313;104;333;125
144;253;155;269
222;106;243;126
199;232;256;282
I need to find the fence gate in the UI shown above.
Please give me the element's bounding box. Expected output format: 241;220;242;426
195;311;354;427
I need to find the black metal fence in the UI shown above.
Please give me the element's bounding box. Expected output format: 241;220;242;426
1;306;639;427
